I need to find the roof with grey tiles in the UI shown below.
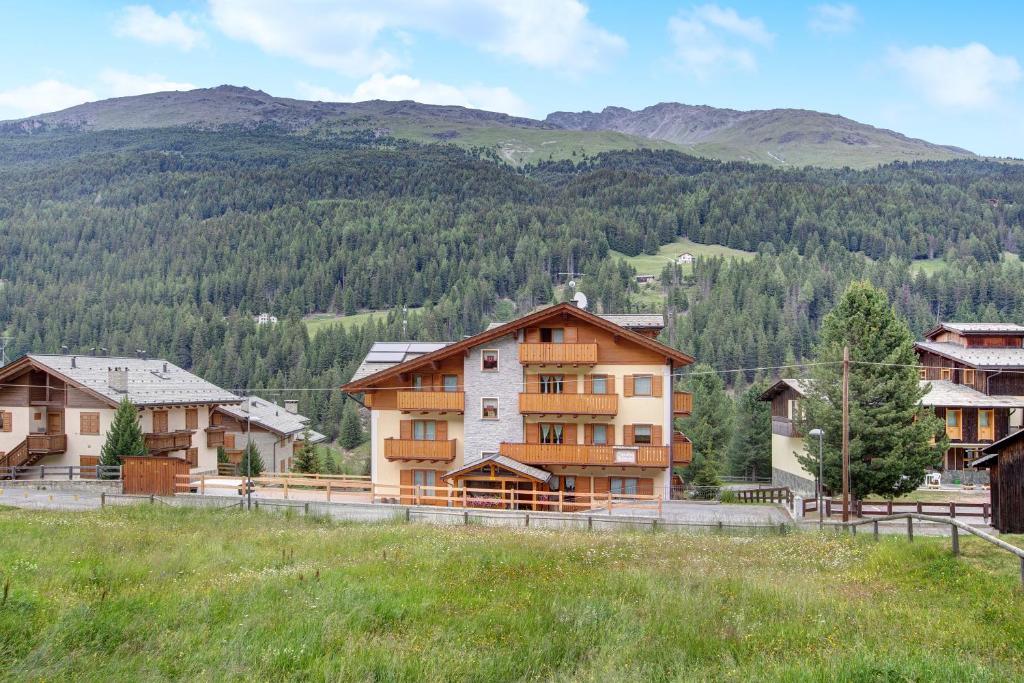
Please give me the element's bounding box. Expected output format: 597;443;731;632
932;322;1024;334
217;396;324;438
915;341;1024;369
919;380;1024;408
598;314;664;329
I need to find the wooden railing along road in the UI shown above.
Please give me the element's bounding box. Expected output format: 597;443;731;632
803;497;994;524
519;343;599;365
518;392;617;416
499;442;670;467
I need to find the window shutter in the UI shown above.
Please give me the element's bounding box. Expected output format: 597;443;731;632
607;375;616;394
583;375;593;393
400;469;413;504
435;420;448;441
652;425;663;445
564;375;577;394
593;477;610;494
624;425;634;445
526;329;541;343
400;420;413;440
432;374;443;391
564;327;578;343
564;423;577;445
224;433;236;449
185;408;198;430
526;422;540;443
638;478;654;496
584;424;593;445
527;374;539;393
2;412;11;432
624;375;634;397
652;375;663;397
607;424;616;444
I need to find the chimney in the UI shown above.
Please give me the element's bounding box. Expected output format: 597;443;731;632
71;356;77;369
162;362;168;373
108;367;129;393
284;400;299;415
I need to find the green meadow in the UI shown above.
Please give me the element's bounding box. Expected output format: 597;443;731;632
1;506;1022;681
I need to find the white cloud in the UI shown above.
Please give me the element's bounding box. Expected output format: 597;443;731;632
298;74;531;117
809;4;860;34
99;70;197;97
888;43;1021;109
668;4;774;79
0;80;96;118
208;0;624;77
113;5;205;51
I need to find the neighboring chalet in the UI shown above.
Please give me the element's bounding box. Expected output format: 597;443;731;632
676;253;695;265
211;396;326;472
341;303;695;507
635;274;657;284
973;431;1024;533
0;355;241;473
761;322;1024;492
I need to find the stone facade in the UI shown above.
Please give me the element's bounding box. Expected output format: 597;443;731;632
462;332;523;463
772;466;816;495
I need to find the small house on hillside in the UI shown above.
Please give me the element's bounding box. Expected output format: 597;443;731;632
676;253;695;265
974;432;1024;533
635;274;656;284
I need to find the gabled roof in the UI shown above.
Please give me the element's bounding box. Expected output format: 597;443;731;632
0;354;241;408
924;322;1024;339
342;302;694;392
977;426;1024;465
216;396;323;438
915;341;1024;369
597;314;664;330
919;380;1024;408
758;378;812;401
441;454;554;485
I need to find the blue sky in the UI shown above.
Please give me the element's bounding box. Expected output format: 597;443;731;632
1;1;1022;156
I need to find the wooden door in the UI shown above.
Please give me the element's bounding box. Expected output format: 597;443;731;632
46;412;63;435
152;410;169;433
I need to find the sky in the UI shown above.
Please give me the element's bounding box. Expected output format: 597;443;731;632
1;1;1022;157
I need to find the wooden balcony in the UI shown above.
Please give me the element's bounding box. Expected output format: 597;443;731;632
499;442;669;467
27;433;67;453
518;393;617;416
397;391;465;413
384;438;457;463
206;425;227;448
672;439;693;465
519;343;598;366
145;430;193;453
672;392;693;415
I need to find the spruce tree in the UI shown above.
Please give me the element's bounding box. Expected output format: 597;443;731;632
339;401;365;450
100;397;145;466
291;427;320;474
796;281;945;500
678;363;733;477
727;381;771;479
238;441;265;477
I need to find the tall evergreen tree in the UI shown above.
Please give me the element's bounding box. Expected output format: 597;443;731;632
291;427;320;473
796;281;945;499
100;397;146;466
677;363;733;476
728;381;772;479
339;401;365;450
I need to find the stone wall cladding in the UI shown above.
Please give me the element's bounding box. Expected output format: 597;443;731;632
772;467;816;496
463;333;523;462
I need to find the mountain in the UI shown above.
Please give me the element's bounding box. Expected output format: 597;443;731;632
545;103;974;168
5;85;975;169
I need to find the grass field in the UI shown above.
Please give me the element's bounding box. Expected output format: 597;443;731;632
909;251;1021;275
610;238;756;276
1;506;1022;681
302;308;421;336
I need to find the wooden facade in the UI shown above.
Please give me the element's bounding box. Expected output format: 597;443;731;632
977;433;1024;533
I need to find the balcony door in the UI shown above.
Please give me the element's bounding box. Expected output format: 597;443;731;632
46;411;63;435
152;410;169;434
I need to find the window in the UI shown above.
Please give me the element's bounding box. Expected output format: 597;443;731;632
787;399;803;421
963;369;976;385
563;476;576;495
413;470;436;488
443;375;458;392
592;424;608;445
540;328;564;343
633;425;652;445
481;398;499;419
540;423;564;444
979;409;995;441
633;375;653;396
0;412;10;432
185;408;198;430
591;375;608;394
610;478;639;496
80;412;100;435
413;420;436;440
412;374;425;391
940;368;952;381
945;409;962;440
540;375;564;394
481;349;499;371
918;367;927;380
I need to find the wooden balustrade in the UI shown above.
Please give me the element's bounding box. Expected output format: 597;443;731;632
518;392;618;416
672;392;693;415
384;438;457;462
145;430;193;453
672;440;693;465
518;343;598;365
499;442;669;467
27;433;67;452
397;390;465;412
206;426;226;448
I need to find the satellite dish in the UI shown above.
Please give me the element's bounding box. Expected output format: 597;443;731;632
573;291;588;310
567;280;576;289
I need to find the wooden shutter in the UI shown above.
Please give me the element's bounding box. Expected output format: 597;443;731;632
624;425;634;445
186;448;198;467
583;375;593;393
564;375;577;394
80;412;100;435
652;375;663;397
432;374;443;391
526;328;541;343
1;411;11;432
152;410;168;433
652;425;663;446
564;327;578;343
607;375;616;394
593;477;610;494
435;470;449;506
527;374;539;393
624;375;634;397
526;422;540;443
563;423;577;445
607;424;616;445
637;478;654;496
400;469;413;504
224;433;236;449
584;424;593;445
400;420;413;440
435;420;448;441
185;408;198;430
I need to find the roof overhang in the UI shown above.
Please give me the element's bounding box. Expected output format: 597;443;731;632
758;378;808;402
914;342;1024;371
441;454;553;485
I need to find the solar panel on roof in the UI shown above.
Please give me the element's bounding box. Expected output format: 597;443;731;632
407;342;449;352
364;352;407;362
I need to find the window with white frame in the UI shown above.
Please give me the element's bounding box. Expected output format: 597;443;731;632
481;398;499;419
633;425;652;444
591;375;608;394
592;424;608;445
481;349;499;371
633;375;653;396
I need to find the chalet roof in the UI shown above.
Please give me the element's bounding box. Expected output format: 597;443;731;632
597;314;664;330
925;322;1024;338
342;302;694;392
217;396;325;440
758;378;812;401
17;354;241;408
350;341;454;381
977;427;1024;465
915;341;1024;369
441;454;554;485
919;380;1024;408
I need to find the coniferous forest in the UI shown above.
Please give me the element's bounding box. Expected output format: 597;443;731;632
2;126;1024;445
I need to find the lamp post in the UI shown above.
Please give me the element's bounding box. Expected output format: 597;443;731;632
808;428;824;529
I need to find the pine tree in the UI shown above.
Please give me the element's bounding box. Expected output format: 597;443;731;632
690;449;722;488
678;363;733;477
728;381;771;479
216;446;228;464
291;427;320;473
238;441;265;477
100;397;145;466
340;401;365;450
796;281;946;500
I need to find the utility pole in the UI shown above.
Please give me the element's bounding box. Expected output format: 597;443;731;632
841;345;851;523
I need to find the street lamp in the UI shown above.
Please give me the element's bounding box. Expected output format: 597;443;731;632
808;428;824;530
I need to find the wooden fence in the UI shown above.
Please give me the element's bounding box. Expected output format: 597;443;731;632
123;456;190;496
732;486;793;505
0;464;121;480
810;498;992;524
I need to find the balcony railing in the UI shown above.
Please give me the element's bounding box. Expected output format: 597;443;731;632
145;430;193;453
27;433;67;453
384;438;457;462
672;392;693;415
397;391;465;413
499;442;669;467
518;393;618;416
519;343;598;365
672;440;693;465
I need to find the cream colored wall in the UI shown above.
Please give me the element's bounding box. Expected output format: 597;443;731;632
0;406;31;454
547;465;670;495
371;408;465;492
772;433;811;480
62;407;117;466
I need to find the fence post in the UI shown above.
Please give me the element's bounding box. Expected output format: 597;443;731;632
873;520;879;540
984;503;990;524
558;490;564;513
851;523;857;536
284;479;289;500
825;498;832;517
68;467;73;481
657;495;663;517
304;502;310;516
150;494;154;505
907;516;914;542
524;512;530;528
101;492;106;508
950;502;956;519
200;474;206;496
326;480;332;502
652;518;658;533
951;524;960;556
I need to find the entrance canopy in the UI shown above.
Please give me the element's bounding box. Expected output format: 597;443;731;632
442;454;553;486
